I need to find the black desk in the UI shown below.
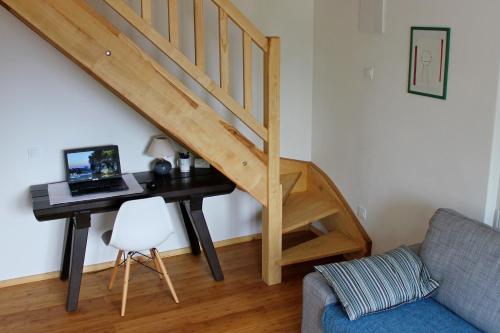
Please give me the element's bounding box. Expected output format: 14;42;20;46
30;168;235;312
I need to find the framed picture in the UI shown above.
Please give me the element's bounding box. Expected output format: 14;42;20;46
408;27;450;99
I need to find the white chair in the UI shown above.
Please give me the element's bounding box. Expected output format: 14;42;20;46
101;196;179;316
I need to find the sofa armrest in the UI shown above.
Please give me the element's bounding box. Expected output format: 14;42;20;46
301;272;338;333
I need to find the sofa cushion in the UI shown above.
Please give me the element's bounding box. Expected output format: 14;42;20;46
323;298;481;333
420;209;500;333
315;246;439;320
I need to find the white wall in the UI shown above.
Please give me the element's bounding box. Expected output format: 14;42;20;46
231;0;315;159
0;0;314;281
7;0;498;281
312;0;500;253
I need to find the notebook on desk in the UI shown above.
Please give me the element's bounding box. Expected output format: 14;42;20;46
64;145;128;196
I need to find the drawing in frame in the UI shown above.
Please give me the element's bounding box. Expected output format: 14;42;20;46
408;27;450;100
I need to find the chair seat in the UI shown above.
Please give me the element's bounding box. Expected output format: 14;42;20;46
323;298;481;333
102;229;112;246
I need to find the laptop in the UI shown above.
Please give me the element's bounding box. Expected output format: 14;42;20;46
64;145;129;196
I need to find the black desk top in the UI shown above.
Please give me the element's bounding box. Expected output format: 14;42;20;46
30;168;236;221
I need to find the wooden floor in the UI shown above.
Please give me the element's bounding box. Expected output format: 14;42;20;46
0;232;334;333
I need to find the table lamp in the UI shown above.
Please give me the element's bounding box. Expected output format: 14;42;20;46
146;136;175;175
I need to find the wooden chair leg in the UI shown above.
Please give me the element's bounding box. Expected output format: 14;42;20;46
149;249;163;280
121;253;132;316
108;250;124;290
153;248;179;304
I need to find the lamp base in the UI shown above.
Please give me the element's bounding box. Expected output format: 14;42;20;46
153;159;172;175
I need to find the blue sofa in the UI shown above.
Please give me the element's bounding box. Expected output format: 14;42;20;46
301;209;500;333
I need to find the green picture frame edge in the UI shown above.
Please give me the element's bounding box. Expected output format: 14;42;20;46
407;26;451;100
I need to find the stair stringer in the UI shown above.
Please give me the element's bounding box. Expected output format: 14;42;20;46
0;0;268;205
308;163;372;258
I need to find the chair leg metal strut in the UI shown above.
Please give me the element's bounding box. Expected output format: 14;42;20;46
108;249;179;316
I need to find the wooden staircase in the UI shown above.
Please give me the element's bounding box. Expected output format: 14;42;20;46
1;0;371;285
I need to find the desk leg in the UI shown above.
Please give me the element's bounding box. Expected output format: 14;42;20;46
188;198;224;281
66;212;90;312
60;217;74;280
179;201;201;255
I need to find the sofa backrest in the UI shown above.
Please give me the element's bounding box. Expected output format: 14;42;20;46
420;209;500;333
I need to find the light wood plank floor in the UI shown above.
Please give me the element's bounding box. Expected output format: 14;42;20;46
0;232;334;333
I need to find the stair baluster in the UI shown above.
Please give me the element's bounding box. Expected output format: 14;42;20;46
141;0;152;24
167;0;179;47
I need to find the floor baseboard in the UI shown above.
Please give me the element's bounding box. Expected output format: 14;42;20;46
0;233;260;289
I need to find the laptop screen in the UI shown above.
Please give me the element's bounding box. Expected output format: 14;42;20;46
65;145;122;183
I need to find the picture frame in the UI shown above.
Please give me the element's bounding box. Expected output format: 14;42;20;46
408;27;450;100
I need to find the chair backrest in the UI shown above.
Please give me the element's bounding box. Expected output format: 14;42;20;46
110;197;175;252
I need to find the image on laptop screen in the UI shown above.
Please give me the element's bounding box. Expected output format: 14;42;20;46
66;146;121;183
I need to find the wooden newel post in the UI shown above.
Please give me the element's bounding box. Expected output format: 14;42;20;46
263;37;282;285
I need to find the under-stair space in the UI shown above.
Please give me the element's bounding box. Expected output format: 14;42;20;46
1;0;371;286
279;158;371;266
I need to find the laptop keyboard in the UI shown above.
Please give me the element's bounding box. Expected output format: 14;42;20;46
70;178;127;195
81;178;122;189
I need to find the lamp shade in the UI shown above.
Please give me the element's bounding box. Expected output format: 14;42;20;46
146;136;175;159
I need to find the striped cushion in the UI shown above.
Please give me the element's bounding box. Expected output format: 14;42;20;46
315;246;439;320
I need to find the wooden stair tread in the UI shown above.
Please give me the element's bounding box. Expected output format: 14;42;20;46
282;191;339;233
280;232;362;266
280;172;301;204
